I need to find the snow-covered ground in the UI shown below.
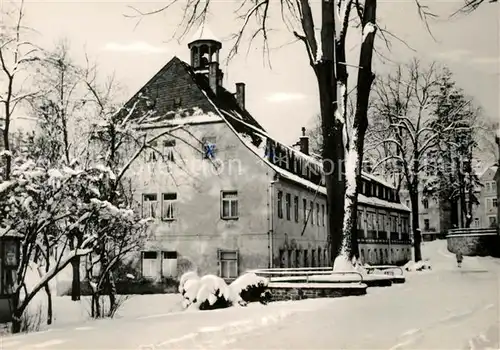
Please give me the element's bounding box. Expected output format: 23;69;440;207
1;240;499;349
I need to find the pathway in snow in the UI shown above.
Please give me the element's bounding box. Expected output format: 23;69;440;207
1;240;498;349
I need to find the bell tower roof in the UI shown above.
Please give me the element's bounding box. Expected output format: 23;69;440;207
188;25;221;46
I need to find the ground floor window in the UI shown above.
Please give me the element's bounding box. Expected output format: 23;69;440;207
219;250;238;279
142;251;158;278
162;251;178;277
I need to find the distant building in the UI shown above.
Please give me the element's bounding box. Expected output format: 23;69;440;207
121;27;411;282
495;131;500;231
476;166;498;228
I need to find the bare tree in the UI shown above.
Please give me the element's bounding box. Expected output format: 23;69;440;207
0;0;40;180
369;58;478;261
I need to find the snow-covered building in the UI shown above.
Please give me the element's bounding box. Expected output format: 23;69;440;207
124;28;411;282
476;166;498;228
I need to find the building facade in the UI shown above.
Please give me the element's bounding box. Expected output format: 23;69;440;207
124;29;411;282
475;166;498;228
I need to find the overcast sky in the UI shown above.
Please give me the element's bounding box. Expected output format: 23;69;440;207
12;1;500;145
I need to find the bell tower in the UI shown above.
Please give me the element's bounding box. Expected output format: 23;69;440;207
188;26;223;94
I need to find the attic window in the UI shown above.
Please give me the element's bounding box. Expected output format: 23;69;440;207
173;97;182;109
147;141;158;162
163;139;176;162
202;136;217;159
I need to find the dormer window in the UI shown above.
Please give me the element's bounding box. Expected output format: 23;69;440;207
173;97;182;109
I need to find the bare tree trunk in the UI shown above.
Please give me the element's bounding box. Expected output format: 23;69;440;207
2;86;12;180
410;186;422;261
70;235;82;301
315;0;345;265
341;0;377;265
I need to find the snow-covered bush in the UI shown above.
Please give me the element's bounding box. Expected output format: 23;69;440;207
404;260;432;272
196;275;232;310
229;272;270;305
178;271;201;309
178;272;233;310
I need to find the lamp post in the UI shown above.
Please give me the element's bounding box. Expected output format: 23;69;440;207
0;230;22;323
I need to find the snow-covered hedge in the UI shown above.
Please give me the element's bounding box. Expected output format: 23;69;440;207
404;260;432;272
178;271;271;310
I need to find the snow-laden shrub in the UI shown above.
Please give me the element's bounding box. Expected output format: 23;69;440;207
178;271;201;309
229;272;270;305
404;260;432;272
196;275;232;311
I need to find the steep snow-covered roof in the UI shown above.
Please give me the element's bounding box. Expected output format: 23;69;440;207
123;54;406;211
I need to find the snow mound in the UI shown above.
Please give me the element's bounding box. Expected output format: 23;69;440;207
229;272;270;305
404;260;432;272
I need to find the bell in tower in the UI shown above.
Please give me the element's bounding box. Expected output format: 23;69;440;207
187;26;222;71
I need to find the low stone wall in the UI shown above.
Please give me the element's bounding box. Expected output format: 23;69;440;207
267;283;367;301
447;228;500;257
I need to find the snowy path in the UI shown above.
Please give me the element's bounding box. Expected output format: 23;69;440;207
1;240;499;349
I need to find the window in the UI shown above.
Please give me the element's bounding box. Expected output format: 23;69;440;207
488;216;497;227
279;249;285;268
303;250;309;267
221;191;238;219
357;210;364;230
288;250;293;268
318;247;322;266
422;199;429;209
162;251;177;277
303;198;307;223
311;249;316;267
161;193;177;220
277;191;283;218
142;251;158;278
390;216;398;232
295;249;301;267
321;205;325;226
366;212;375;231
173;97;182;109
316;203;320;226
219;250;238;279
378;213;385;232
486;198;497;210
202;136;217;159
310;201;314;225
473;218;480;228
163;140;176;162
424;219;430;230
285;193;291;220
294;196;299;222
142;194;158;218
147;141;158;162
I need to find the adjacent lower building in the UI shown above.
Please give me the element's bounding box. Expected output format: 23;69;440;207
124;28;411;282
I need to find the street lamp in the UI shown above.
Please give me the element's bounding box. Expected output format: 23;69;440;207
0;230;22;323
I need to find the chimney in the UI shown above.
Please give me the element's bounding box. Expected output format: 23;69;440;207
299;127;309;155
208;61;219;95
235;82;245;109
